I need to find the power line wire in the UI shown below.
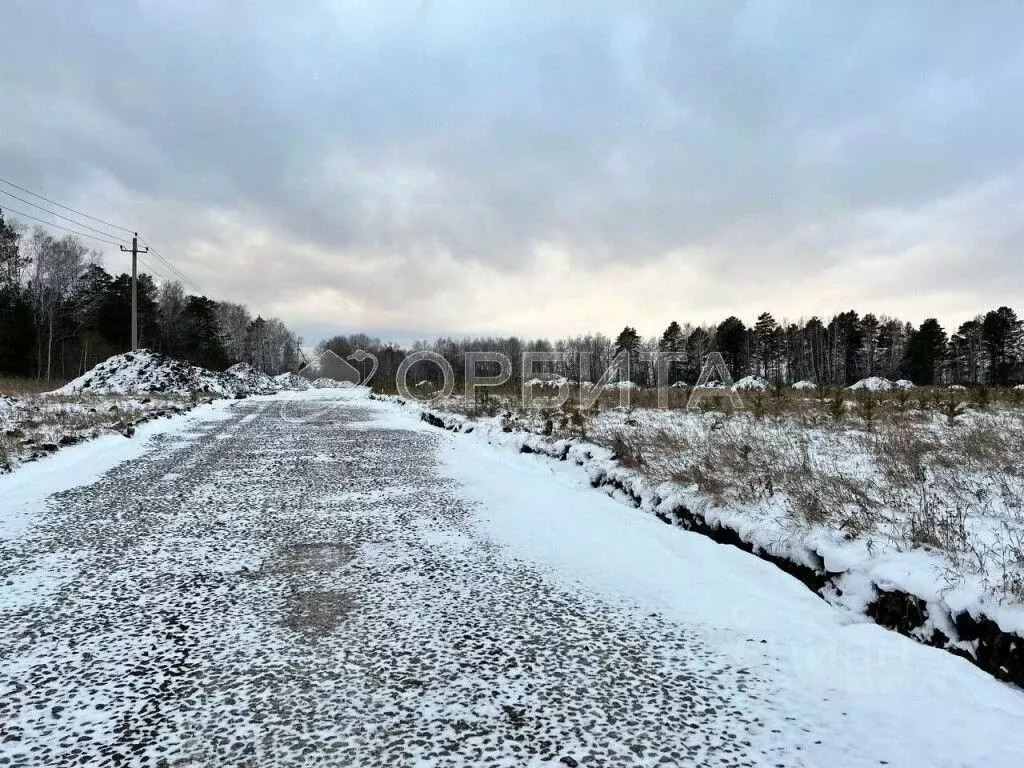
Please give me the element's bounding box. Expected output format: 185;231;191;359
137;255;175;284
149;251;202;293
0;204;127;248
0;187;129;243
5;203;192;292
0;174;135;234
0;174;208;296
138;236;203;293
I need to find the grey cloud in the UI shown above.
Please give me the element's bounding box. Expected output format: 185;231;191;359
2;1;1023;332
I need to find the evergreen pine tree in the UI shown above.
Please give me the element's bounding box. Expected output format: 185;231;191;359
903;318;948;385
614;326;642;383
981;307;1022;385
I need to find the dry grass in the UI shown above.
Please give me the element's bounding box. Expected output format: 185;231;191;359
1;391;193;472
0;376;68;396
411;382;1024;599
577;404;1024;598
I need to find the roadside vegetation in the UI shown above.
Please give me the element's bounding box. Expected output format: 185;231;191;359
0;376;69;396
0;388;196;472
397;381;1024;601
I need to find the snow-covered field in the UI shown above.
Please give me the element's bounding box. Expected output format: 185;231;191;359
2;387;1023;767
585;405;1024;611
402;385;1024;685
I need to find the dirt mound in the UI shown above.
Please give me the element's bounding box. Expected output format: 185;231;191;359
0;395;17;431
732;375;767;390
56;351;248;397
311;378;356;389
227;363;279;394
849;376;894;392
273;372;312;391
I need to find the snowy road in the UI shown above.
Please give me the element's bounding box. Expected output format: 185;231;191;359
1;389;1023;767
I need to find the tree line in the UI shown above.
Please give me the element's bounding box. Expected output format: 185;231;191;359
321;307;1024;388
0;210;301;380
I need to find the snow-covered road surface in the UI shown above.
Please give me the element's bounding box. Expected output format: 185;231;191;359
1;389;1022;767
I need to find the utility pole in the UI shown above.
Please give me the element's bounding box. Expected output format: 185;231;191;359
120;232;149;351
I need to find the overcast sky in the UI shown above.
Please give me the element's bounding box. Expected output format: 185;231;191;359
3;1;1023;344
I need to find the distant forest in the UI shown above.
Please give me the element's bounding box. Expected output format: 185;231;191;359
0;210;301;380
322;308;1024;389
5;208;1020;388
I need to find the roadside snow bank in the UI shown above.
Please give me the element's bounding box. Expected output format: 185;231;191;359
56;351;247;397
392;395;1024;688
0;391;198;474
0;398;235;537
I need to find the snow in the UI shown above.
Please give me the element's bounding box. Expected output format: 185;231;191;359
894;379;916;389
273;372;312;391
524;376;569;387
1016;384;1024;391
56;351;247;397
0;391;199;474
849;376;894;391
792;380;816;390
0;394;16;430
311;377;356;389
950;384;968;390
732;375;767;390
434;405;1024;767
5;387;1024;766
405;395;1024;642
0;399;235;538
226;362;278;394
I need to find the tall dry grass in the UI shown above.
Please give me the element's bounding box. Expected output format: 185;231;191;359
407;381;1024;598
0;376;67;396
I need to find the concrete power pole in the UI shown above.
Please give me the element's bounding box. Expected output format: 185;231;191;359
120;233;149;351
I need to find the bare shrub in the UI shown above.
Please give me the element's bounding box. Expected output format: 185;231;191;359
941;392;965;426
871;426;933;485
826;390;846;422
954;422;1008;470
969;385;991;409
893;386;912;412
606;430;644;469
854;389;879;429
